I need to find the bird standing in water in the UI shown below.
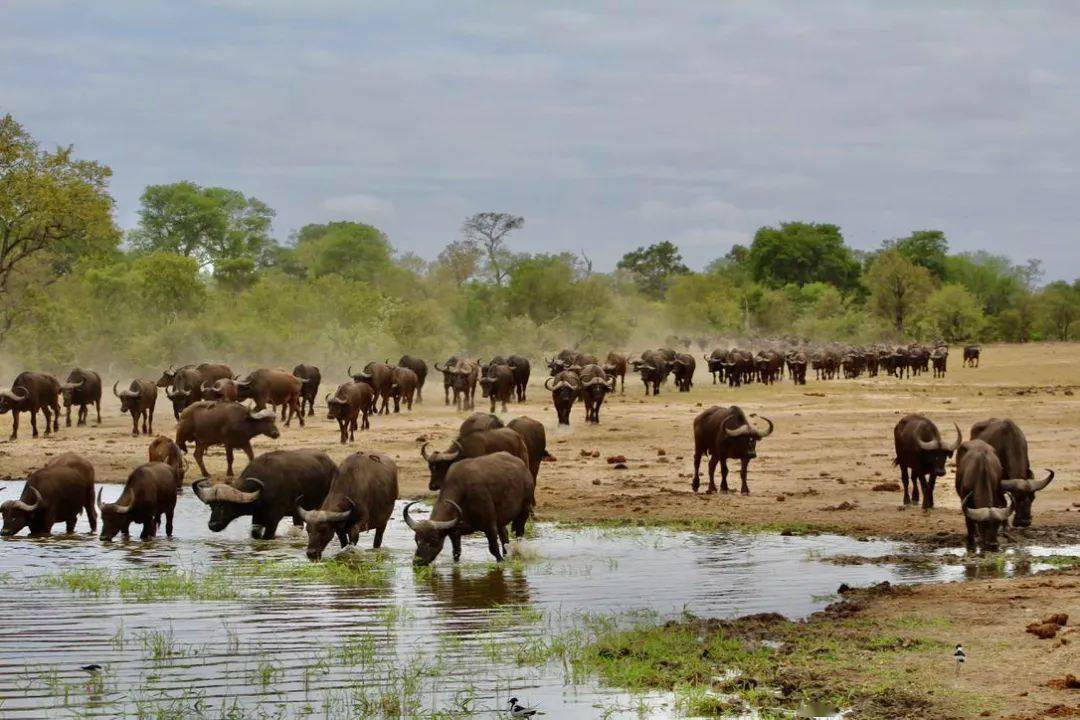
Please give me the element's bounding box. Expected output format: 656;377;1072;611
507;697;543;718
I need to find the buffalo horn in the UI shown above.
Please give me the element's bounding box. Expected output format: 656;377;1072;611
725;422;752;438
298;498;354;525
8;486;42;513
420;442;431;461
1001;469;1055;495
752;414;775;438
961;493;1014;523
403;500;421;530
60;379;85;390
97;487;131;514
946;423;962;452
544;377;556;391
429;499;461;531
249;407;276;420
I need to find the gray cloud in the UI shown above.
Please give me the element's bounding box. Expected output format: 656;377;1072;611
1;1;1076;278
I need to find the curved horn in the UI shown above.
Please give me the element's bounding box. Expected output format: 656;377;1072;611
751;414;774;438
98;487;131;514
583;377;606;387
249;407;276;420
945;423;962;452
11;486;42;513
962;493;1014;523
192;478;213;504
434;362;446;373
725;423;752;438
324;393;335;405
917;435;941;452
553;381;570;391
1002;469;1055;495
429;499;461;531
544;377;556;390
60;379;85;390
112;381;121;398
403;500;421;530
211;478;263;504
420;442;431;461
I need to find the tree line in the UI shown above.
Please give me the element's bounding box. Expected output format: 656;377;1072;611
2;114;1078;375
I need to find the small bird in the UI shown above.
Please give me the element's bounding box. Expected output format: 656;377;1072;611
81;664;103;673
953;644;966;675
507;697;543;718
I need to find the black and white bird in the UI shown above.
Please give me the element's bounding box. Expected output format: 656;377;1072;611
507;697;543;718
80;664;103;673
953;643;966;674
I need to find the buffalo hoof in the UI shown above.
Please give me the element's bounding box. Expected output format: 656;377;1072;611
706;486;718;495
741;490;750;496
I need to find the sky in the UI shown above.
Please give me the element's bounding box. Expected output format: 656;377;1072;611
2;1;1077;279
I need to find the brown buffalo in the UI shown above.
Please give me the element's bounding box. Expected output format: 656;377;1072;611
405;451;534;565
1;453;96;535
161;363;233;419
114;379;157;436
458;412;505;436
963;344;981;368
893;414;961;509
200;378;240;402
97;462;178;541
672;353;696;391
422;427;530;491
300;451;399;560
350;362;395;415
148;436;187;491
0;372;61;439
604;352;628;394
578;364;613;424
326;381;375;443
507;355;531;402
968;418;1054;528
175;401;281;477
479;363;514;414
434;359;478;411
545;369;581;425
398;355;428;403
60;368;102;426
390;366;418;412
506;416;549;482
236;368;306;427
435;355;459;405
954;439;1016;553
692;406;774;495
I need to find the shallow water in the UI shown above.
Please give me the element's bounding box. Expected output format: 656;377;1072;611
0;482;1072;719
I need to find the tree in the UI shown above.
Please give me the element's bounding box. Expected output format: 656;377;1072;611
0;114;118;336
292;221;394;283
919;283;984;342
506;253;580;325
865;250;934;333
1037;281;1080;340
748;222;860;291
882;230;948;280
616;241;690;299
433;238;483;286
129;181;275;279
461;212;524;287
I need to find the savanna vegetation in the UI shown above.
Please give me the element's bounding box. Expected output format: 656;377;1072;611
3;114;1078;376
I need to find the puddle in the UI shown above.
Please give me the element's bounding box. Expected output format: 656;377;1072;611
0;482;1072;718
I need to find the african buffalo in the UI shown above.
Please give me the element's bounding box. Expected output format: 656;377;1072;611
60;368;102;426
97;462;178;541
546;349;595;375
507;416;549;481
114;379;157;436
175;401;281;477
326;381;375;443
785;350;808;385
954;439;1015;553
968;418;1054;528
1;453;96;536
631;349;672;395
545;369;581;425
390;366;418;412
405;451;534;565
299;451;399;560
161;364;232;419
236;368;306;427
200;377;239;402
704;350;726;384
0;372;61;439
398;355;428;402
604;352;627;394
459;412;505;436
434;359;478;411
479;363;514;413
692;406;774;495
422;427;530;491
193;449;336;539
893;414;961;509
292;364;321;417
435;356;459;405
507;355;531;401
672;353;696;391
963;344;981;368
350;362;395;415
931;348;948;378
578;364;613;424
148;436;187;491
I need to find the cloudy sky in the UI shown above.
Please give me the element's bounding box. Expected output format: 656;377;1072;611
3;1;1077;278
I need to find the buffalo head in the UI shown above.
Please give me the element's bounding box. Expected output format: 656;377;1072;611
96;487;135;541
1001;469;1055;528
193;477;264;533
917;423;962;478
723;414;775;459
113;381;141;413
299;499;356;561
0;485;42;536
403;500;461;566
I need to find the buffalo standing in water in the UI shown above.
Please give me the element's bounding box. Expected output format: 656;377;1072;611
966;418;1054;528
405;451;534;565
692;406;774;495
1;453;96;536
300;452;399;561
98;462;179;541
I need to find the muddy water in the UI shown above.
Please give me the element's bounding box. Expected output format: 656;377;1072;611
0;483;1072;719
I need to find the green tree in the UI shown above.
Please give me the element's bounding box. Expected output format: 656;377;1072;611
293;221;394;283
943;251;1026;315
129;181;275;280
461;212;524;287
882;230;948;280
0;114;118;336
616;241;690;299
433;238;483;286
918;283;984;342
748;222;860;291
1037;281;1080;340
506;253;580;325
865;250;934;333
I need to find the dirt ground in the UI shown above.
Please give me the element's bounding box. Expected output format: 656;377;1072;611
4;342;1075;545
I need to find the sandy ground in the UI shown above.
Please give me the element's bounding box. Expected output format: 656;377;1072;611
1;342;1077;544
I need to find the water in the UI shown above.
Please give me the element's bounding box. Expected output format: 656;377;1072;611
0;482;1071;719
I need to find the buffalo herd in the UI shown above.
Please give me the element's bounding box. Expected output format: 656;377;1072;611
0;342;1059;561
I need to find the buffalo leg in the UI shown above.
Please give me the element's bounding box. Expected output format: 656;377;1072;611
485;526;504;562
497;525;510;556
501;398;507;413
30;409;39;438
141;519;156;540
911;472;922;506
336;528;349;548
225;446;235;476
262;517;280;539
85;497;97;532
295;398;304;427
349;417;357;441
718;458;730;494
444;385;450;405
372;523;386;549
130;411;139;436
361;410;369;430
66;404;72;427
165;508;174;537
9;410;17;440
707;455;721;494
52;403;60;431
900;466;911;505
193;443;210;476
920;475;935;510
739;458;750;495
66;516;77;533
963;517;977;553
450;532;462;562
691;448;704;492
